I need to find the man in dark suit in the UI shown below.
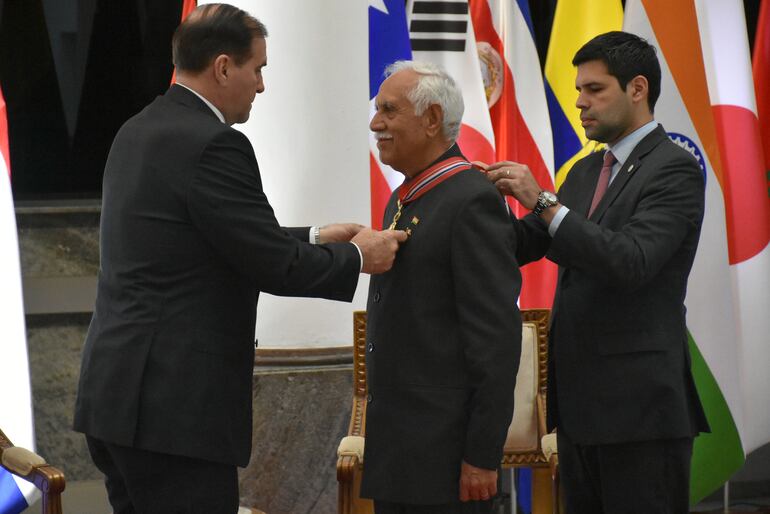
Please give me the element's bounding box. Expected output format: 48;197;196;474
73;4;406;513
361;60;522;514
485;32;710;514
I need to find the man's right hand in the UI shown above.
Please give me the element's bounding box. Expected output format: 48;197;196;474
351;228;408;274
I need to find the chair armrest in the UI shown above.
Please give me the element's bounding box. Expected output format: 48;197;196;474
1;430;66;514
541;432;559;483
336;435;364;484
2;446;46;476
541;433;557;462
337;436;365;462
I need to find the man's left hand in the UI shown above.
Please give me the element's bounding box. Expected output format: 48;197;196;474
485;161;541;210
319;223;366;243
459;460;497;502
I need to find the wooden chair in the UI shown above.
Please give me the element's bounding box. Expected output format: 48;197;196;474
337;309;552;514
0;428;65;514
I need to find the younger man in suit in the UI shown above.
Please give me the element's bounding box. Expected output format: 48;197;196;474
484;31;709;514
362;60;522;514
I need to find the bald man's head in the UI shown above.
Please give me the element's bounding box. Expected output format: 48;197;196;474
172;3;267;74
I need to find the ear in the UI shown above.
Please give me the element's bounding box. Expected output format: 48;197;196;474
628;75;649;105
423;104;444;138
213;54;230;85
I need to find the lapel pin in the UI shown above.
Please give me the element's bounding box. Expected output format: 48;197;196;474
627;164;635;173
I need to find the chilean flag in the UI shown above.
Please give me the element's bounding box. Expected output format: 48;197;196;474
369;0;412;228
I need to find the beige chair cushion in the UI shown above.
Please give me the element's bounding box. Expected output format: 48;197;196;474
541;433;558;461
338;435;365;462
503;322;539;452
1;446;46;476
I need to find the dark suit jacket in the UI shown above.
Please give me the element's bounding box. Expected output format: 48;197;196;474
514;125;710;445
73;84;360;467
360;146;522;505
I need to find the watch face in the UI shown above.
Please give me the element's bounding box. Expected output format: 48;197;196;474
542;191;558;204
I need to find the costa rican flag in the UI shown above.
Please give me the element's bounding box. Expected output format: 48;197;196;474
470;0;557;311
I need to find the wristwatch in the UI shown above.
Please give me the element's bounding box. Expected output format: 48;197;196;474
532;190;559;217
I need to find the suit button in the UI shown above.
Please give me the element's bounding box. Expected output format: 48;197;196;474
366;393;373;404
373;292;381;302
368;343;374;352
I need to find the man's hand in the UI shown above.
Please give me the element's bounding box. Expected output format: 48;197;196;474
459;460;497;502
319;223;365;243
351;228;408;274
485;161;541;210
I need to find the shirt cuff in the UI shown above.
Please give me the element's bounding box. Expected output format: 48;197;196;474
351;243;364;273
548;206;569;237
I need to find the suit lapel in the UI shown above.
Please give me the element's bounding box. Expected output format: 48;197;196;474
589;125;668;222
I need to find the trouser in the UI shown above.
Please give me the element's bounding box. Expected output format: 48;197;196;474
86;435;239;514
557;430;694;514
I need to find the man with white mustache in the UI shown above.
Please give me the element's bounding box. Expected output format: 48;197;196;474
361;60;522;514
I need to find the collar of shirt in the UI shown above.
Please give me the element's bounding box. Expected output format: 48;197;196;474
176;82;226;124
606;119;659;183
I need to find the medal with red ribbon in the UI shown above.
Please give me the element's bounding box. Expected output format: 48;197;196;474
387;157;472;231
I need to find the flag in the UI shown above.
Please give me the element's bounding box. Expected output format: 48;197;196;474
170;0;198;85
470;0;557;311
468;1;557;507
369;0;412;228
624;0;767;502
755;0;770;189
695;0;770;494
0;86;38;513
544;0;623;189
406;0;496;166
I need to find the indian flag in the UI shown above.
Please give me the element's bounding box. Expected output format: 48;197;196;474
544;0;623;190
0;87;38;513
625;0;770;502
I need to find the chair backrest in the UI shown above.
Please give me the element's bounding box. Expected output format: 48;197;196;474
350;308;550;466
502;309;550;467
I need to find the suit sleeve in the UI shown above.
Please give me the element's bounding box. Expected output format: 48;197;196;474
186;129;360;300
512;212;552;266
284;226;312;242
451;187;522;470
548;153;704;292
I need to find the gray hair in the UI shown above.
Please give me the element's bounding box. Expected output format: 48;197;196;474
384;60;464;142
